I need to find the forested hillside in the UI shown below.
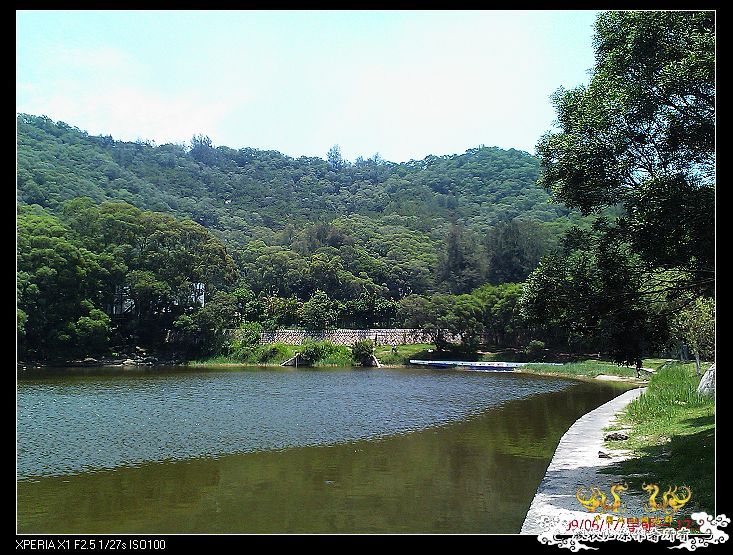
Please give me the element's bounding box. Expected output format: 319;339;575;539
16;0;713;370
17;113;584;298
18;113;584;361
18;113;566;235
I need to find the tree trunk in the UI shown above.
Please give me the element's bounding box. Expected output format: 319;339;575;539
694;352;701;376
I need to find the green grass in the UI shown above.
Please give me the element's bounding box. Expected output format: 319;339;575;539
189;343;299;366
641;358;677;372
625;362;710;422
312;343;353;366
479;350;530;362
523;360;640;378
373;344;435;365
189;342;354;367
187;355;243;366
600;361;715;515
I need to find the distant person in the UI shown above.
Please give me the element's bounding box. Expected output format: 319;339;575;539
635;358;642;379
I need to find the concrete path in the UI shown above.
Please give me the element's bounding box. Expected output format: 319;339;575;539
521;387;646;534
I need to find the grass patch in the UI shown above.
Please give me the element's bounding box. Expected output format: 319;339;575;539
625;362;709;422
189;341;354;367
523;360;640;378
373;344;435;365
600;362;715;515
308;342;353;366
187;354;246;366
642;358;677;372
478;349;531;362
189;343;299;366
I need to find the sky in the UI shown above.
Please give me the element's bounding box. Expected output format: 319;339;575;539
17;10;600;163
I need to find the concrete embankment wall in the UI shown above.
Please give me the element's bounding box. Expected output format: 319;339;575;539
224;328;467;346
256;328;451;346
520;388;645;535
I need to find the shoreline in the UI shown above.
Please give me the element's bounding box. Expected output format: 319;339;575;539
514;367;645;385
18;360;649;387
520;387;646;535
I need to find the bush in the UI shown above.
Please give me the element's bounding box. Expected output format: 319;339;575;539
255;343;288;363
525;339;546;360
229;321;263;360
352;339;375;366
295;340;349;366
298;340;329;366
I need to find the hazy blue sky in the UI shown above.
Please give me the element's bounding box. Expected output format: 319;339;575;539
17;10;600;162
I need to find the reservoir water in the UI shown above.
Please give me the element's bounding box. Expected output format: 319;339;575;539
16;366;630;533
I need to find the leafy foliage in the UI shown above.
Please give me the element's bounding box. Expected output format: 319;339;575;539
524;340;546;361
17;201;237;360
536;10;714;284
526;11;715;363
297;341;335;366
671;296;715;374
17;113;579;303
351;339;375;366
16;12;715;366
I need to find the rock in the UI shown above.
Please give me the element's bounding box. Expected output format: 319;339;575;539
604;431;629;441
697;363;715;397
598;451;612;458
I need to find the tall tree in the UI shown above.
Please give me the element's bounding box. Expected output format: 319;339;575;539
327;144;345;170
671;296;715;375
536;10;714;292
484;219;552;284
435;223;486;294
525;10;715;362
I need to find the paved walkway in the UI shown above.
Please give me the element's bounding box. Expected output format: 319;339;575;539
521;387;646;535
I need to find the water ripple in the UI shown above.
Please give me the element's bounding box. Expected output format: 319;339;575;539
17;368;571;479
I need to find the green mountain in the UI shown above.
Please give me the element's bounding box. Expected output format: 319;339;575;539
17;113;584;302
16;113;582;360
17;113;569;240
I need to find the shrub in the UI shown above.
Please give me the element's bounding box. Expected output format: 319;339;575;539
255;343;287;363
352;339;375;366
229;321;263;360
255;344;278;362
298;340;328;366
294;340;350;366
525;339;546;360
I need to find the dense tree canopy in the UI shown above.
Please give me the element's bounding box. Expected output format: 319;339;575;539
17;201;237;360
536;10;714;285
525;10;715;363
17;112;583;312
17;113;568;240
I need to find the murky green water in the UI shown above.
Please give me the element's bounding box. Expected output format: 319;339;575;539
17;366;629;533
